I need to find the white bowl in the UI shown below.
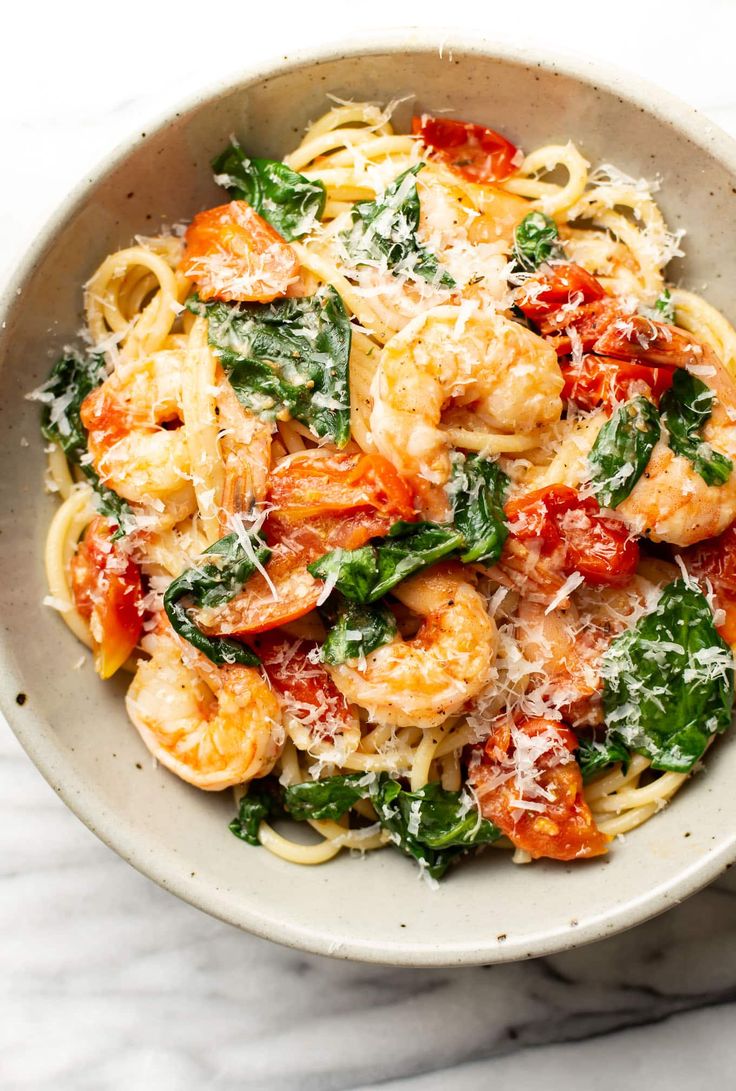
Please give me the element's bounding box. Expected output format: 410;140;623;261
3;32;736;966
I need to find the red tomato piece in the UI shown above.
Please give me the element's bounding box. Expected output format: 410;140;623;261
682;524;736;644
256;633;354;743
515;263;606;322
469;717;609;861
561;353;675;412
70;516;143;679
182;200;299;303
591;313;699;368
412;114;519;183
505;485;639;587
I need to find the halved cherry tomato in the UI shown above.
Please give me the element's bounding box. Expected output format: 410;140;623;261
182;200;299;303
70;516;143;679
469;716;609;861
515;263;606;322
505;484;639;586
199;450;417;636
255;632;354;742
561;353;675;412
682;524;736;644
412;115;519;183
592;313;699;368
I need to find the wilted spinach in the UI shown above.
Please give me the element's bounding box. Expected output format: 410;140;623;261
661;369;732;486
512;211;564;272
448;453;509;565
320;598;398;665
588;395;661;508
576;736;631;782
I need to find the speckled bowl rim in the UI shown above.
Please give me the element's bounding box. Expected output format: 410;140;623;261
3;28;736;966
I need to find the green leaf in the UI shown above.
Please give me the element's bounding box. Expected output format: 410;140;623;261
344;164;455;288
198;286;351;446
229;780;283;845
308;521;464;604
163;532;270;666
371;777;500;880
661;369;732;486
281;773;500;880
38;351;133;536
602;578;735;773
448;452;509;565
588;395;661;508
512;211;564;272
320;598;398;665
653;288;675;324
212;140;326;240
283;773;369;821
576;736;630;782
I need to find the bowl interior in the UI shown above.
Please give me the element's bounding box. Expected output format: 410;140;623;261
2;38;735;965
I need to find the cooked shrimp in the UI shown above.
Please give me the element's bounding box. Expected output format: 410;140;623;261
81;352;197;522
327;563;497;729
126;623;284;790
370;303;564;483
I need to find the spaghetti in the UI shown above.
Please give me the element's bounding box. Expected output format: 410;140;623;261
34;102;736;880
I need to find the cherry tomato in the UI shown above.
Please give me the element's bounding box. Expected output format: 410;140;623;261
561;353;675;412
182;200;299;303
591;313;696;368
200;450;416;636
682;524;736;644
255;632;354;742
70;516;143;679
515;263;606;322
412;114;519;183
469;717;609;861
505;485;639;587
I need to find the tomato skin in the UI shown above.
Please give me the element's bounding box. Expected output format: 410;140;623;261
561;353;675;412
182;200;299;303
591;313;693;368
200;450;416;636
682;524;736;644
255;632;354;740
70;516;143;679
412;114;519;183
515;263;606;322
469;717;609;861
505;485;639;587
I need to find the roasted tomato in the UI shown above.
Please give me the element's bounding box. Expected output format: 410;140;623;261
469;717;609;861
591;313;699;368
682;524;736;644
182;200;299;303
70;516;143;679
515;263;606;322
561;353;675;412
255;633;355;745
200;450;416;636
412;114;519;183
505;485;639;586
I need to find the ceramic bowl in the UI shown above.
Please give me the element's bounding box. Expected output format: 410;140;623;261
3;31;736;966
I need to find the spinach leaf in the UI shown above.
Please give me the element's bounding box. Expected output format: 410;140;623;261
194;286;351;446
212;140;325;240
448;453;509;565
512;211;564;272
163;532;270;666
371;777;500;880
343;164;454;288
283;773;370;821
320;598;398;665
39;351;133;534
576;736;630;782
654;288;675;324
588;395;661;508
281;772;500;879
602;578;735;772
229;780;283;845
661;369;732;486
308;521;464;604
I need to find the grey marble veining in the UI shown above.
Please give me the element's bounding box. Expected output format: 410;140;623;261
4;4;736;1087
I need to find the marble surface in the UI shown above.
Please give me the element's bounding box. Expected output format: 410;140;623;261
4;3;736;1087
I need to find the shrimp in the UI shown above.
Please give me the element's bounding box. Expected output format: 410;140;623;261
81;352;197;522
327;563;497;729
370;302;564;483
126;623;284;790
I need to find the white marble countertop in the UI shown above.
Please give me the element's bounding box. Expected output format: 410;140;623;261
4;3;736;1087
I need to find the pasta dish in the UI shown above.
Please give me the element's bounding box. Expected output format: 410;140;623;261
35;101;736;881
